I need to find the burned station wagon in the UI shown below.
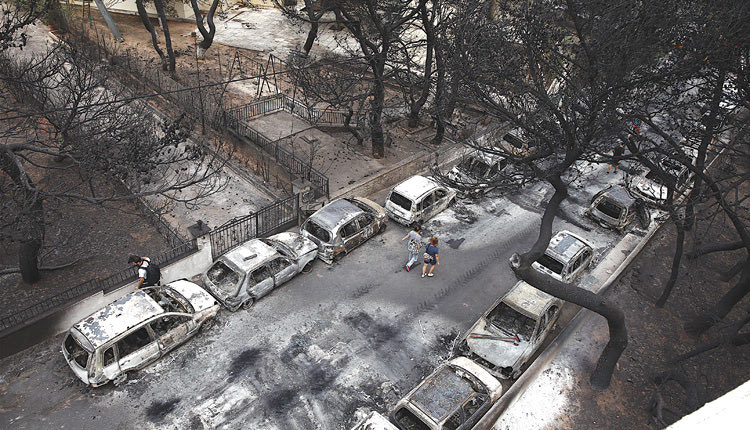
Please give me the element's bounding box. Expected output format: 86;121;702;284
301;197;387;264
586;185;650;231
531;230;595;284
455;281;562;380
384;175;457;225
62;280;219;387
390;356;502;430
202;232;318;311
446;151;508;196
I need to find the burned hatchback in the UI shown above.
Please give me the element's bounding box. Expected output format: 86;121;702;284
531;230;595;284
384;175;457;225
390;356;502;430
202;232;317;311
455;281;562;380
62;280;219;387
446;151;508;196
300;197;387;264
586;185;650;231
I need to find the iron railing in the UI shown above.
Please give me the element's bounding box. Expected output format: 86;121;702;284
209;194;299;260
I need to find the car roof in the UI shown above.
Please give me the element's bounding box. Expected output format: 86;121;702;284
392;175;441;201
502;281;557;319
546;230;591;263
601;185;636;207
74;289;163;348
409;364;476;424
221;239;278;272
308;198;364;231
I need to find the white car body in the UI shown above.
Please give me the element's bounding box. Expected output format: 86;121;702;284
385;175;457;225
531;230;595;283
62;280;219;387
457;281;562;379
389;356;502;430
202;232;318;311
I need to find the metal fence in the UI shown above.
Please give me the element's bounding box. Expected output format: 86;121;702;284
209;194;299;260
0;240;198;333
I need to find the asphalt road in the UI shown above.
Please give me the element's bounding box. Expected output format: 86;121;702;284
0;162;628;430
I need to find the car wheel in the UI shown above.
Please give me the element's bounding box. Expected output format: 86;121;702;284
333;252;344;263
452;338;469;357
379;222;387;233
301;261;314;273
241;298;255;310
113;373;128;386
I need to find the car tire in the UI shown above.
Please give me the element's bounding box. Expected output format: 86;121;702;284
452;338;469;357
113;373;128;386
242;298;255;310
301;261;314;273
379;222;387;233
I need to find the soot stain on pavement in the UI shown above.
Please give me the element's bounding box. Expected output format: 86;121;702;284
344;311;399;346
146;397;180;422
228;348;264;382
446;238;465;249
265;388;298;416
308;361;340;394
281;333;311;363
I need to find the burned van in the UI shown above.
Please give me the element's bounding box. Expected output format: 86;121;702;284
62;280;219;387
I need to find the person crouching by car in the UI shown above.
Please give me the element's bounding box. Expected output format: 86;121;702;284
128;254;161;289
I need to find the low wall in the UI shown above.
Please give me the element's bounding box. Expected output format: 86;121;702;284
331;143;464;201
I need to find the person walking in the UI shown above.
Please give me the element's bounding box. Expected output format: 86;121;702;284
421;237;440;278
128;254;161;289
402;224;422;271
608;142;626;173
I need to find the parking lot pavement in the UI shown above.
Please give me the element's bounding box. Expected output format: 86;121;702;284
0;163;635;429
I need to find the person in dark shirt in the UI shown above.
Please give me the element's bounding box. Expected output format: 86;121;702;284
421;237;440;278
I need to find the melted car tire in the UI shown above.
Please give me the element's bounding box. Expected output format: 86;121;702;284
242;298;255;310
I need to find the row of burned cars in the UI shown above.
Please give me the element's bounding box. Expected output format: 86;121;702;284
61;138;687;428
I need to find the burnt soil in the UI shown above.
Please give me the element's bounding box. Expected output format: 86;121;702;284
567;149;750;428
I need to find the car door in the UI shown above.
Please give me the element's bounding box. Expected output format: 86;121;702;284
357;213;376;242
100;345;121;382
247;264;275;298
340;220;362;252
417;192;435;221
433;188;449;214
116;326;160;372
268;256;296;290
151;314;192;353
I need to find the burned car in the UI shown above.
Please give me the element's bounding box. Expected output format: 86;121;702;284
628;157;691;206
585;185;650;231
455;281;562;379
531;230;595;284
446;150;508;196
301;197;387;264
62;280;219;387
390;356;502;430
202;232;318;311
384;175;457;225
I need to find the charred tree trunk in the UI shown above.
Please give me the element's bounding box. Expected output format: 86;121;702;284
686;261;750;336
510;175;627;390
656;214;686;307
343;106;363;145
687;240;744;258
135;0;167;70
154;0;176;71
1;150;46;283
190;0;220;58
406;0;435;128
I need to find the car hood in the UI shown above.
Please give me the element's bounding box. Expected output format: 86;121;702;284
635;177;667;201
267;232;318;259
447;167;486;187
466;319;532;369
169;279;219;314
